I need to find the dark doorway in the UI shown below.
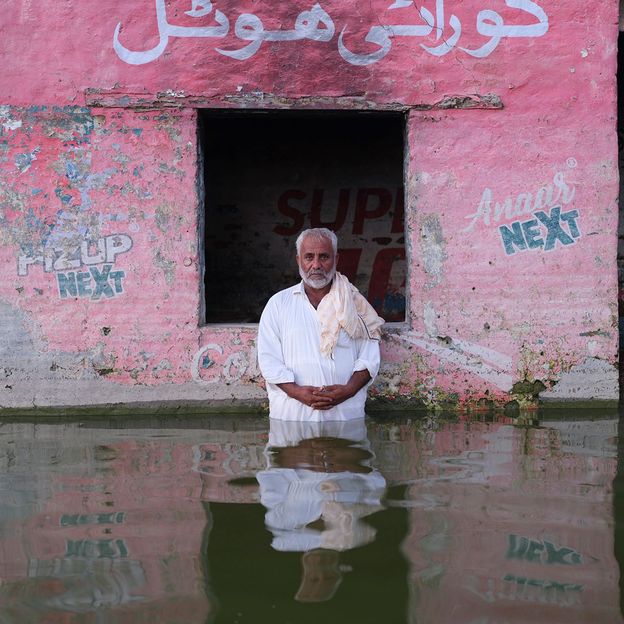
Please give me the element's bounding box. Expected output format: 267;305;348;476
199;110;406;324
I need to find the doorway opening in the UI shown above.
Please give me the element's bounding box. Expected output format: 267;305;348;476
199;110;406;324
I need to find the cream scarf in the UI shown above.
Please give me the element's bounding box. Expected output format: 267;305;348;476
316;272;384;357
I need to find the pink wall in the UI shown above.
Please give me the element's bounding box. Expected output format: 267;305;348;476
0;0;620;409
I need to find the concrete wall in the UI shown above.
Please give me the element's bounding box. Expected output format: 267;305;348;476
0;0;619;409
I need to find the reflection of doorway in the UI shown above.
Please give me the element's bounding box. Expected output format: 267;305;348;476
199;111;406;324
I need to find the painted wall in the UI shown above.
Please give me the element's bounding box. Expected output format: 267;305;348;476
0;0;619;409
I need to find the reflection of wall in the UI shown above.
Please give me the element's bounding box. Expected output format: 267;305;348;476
367;419;621;624
0;423;218;623
0;416;621;622
0;419;278;621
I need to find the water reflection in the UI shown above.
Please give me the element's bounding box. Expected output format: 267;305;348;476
0;413;621;623
258;418;386;602
371;416;622;624
0;421;217;624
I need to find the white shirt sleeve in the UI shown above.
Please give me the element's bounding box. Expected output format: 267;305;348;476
257;295;295;384
353;337;381;382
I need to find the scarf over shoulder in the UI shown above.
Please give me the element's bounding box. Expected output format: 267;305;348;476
316;272;385;357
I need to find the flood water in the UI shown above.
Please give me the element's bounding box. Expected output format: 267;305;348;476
1;410;623;623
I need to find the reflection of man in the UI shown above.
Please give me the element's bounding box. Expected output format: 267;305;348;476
258;418;387;602
258;228;384;421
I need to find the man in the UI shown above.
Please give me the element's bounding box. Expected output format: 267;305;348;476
258;228;384;421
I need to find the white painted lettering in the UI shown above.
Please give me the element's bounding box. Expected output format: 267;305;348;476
17;254;41;277
113;0;549;66
81;239;107;265
553;171;575;203
16;234;134;276
463;188;492;231
105;234;133;262
463;170;577;232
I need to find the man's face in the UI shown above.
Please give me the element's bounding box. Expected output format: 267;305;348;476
297;236;337;290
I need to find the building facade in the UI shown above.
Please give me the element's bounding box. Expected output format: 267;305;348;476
0;0;620;410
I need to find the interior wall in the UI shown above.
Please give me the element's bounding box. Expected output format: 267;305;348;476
201;112;406;323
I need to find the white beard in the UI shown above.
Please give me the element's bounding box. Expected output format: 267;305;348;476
299;264;336;289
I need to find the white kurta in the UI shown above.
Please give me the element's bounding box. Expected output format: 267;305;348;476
257;282;380;422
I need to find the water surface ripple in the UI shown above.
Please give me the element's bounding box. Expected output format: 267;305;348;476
0;411;622;623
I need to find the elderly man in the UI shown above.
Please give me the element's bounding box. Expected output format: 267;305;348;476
258;228;384;421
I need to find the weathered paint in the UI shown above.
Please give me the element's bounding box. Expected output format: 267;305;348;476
0;0;620;410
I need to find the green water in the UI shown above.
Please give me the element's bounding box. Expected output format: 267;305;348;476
0;411;622;623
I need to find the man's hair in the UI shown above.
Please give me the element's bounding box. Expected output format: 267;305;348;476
295;228;338;256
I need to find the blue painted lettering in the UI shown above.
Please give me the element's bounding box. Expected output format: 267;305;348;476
500;206;581;256
534;207;575;250
109;270;125;294
560;209;581;238
499;221;527;255
91;264;115;299
56;264;125;301
521;219;544;249
76;271;93;297
28;235;133;301
58;272;78;298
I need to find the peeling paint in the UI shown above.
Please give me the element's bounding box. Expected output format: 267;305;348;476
153;248;176;286
2;119;22;132
434;94;503;110
420;214;447;287
511;378;547;399
423;301;438;337
0;301;96;381
539;358;619;401
14;148;39;174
